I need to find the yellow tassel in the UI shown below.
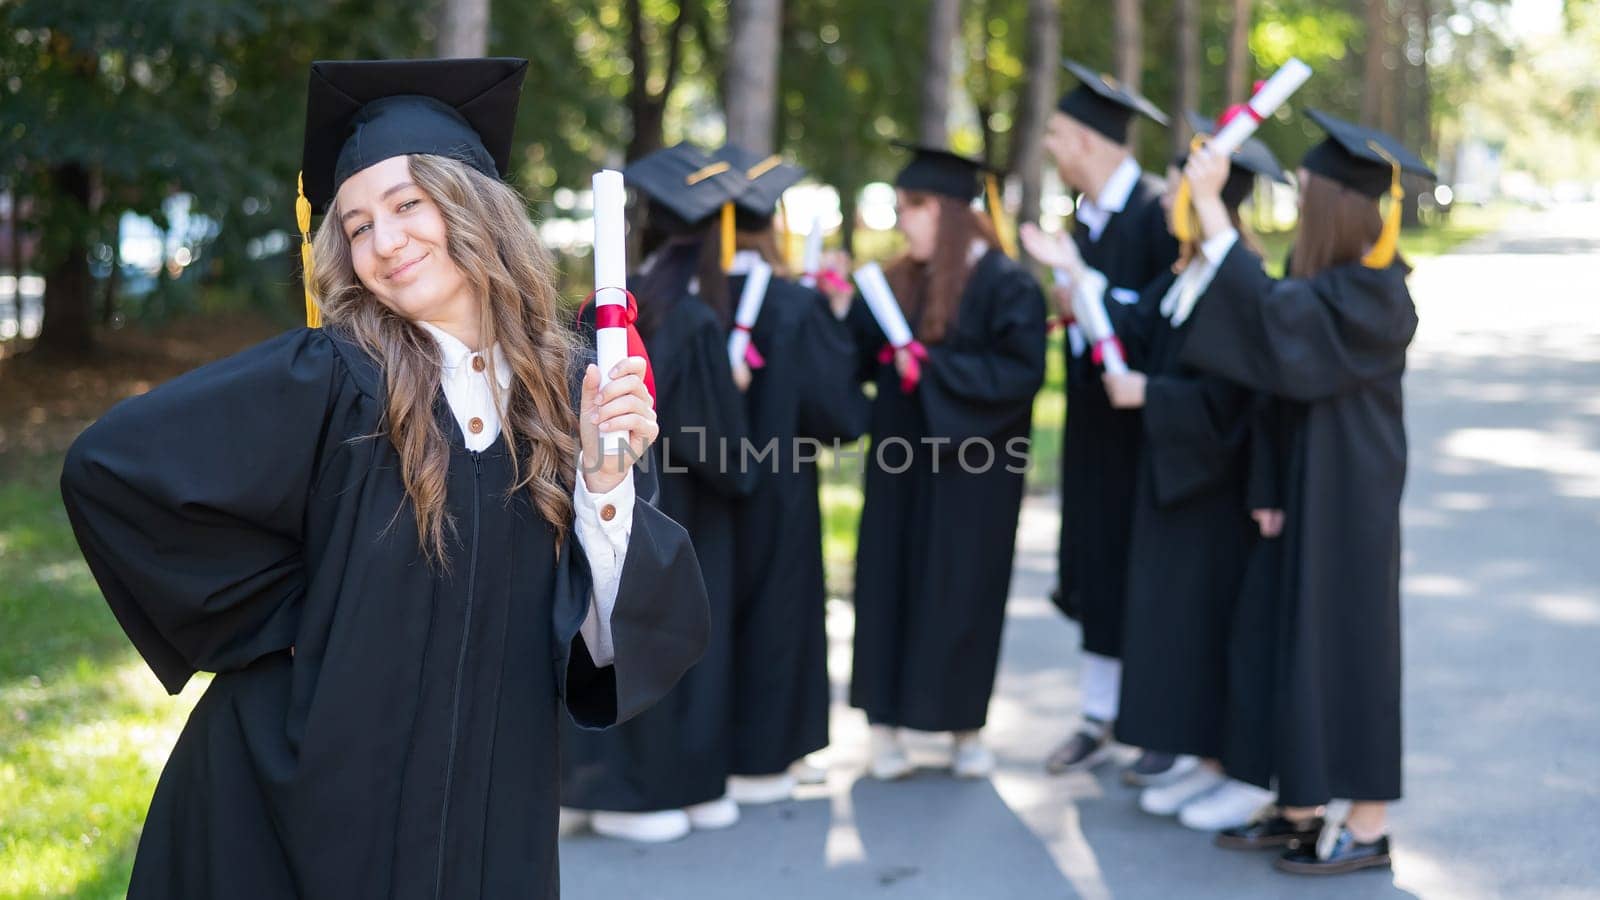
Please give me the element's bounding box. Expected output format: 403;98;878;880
296;171;320;328
720;201;736;272
984;173;1018;258
1169;134;1208;245
1361;141;1404;270
775;197;793;268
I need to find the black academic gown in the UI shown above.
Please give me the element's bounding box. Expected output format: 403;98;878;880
730;276;868;775
1109;271;1267;759
847;249;1047;733
562;291;756;810
59;327;708;900
1057;174;1180;659
1178;245;1416;806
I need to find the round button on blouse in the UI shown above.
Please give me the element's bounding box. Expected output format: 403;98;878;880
471;355;486;373
600;504;617;522
468;417;484;435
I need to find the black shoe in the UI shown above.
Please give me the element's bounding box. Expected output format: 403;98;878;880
1120;751;1196;787
1274;827;1391;875
1044;718;1111;774
1215;813;1324;851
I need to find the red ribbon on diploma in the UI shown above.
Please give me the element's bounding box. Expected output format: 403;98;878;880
877;340;929;394
1091;335;1125;368
814;269;852;295
732;324;766;369
579;289;657;406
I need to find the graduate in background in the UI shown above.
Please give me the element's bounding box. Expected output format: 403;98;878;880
822;145;1046;780
59;58;707;899
562;144;756;843
1174;110;1430;876
1026;112;1290;830
1040;60;1185;787
710;144;868;804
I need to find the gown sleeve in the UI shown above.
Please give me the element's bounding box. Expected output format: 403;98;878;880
554;461;710;729
919;262;1049;443
59;329;341;694
1179;245;1417;403
1141;372;1254;507
795;290;870;443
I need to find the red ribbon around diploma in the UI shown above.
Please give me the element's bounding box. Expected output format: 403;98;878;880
877;340;929;394
579;289;657;406
813;269;852;295
732;324;767;369
1091;335;1126;368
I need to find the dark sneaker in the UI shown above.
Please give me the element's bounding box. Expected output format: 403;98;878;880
1045;718;1111;774
1121;751;1198;787
1216;813;1325;851
1275;827;1391;875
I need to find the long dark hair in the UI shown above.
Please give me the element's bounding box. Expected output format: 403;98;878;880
634;205;731;341
1289;171;1386;278
884;192;1000;344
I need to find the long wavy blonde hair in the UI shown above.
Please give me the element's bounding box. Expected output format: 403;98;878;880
310;153;579;563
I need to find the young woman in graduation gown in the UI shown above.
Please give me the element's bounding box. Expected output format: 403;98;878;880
1173;110;1429;875
710;146;868;804
561;144;757;842
825;146;1047;780
58;58;708;900
1024;118;1291;830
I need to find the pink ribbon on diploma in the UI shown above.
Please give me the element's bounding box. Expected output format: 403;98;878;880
877;340;929;394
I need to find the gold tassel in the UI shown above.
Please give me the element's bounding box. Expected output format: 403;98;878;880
984;173;1018;258
1169;134;1208;246
776;197;793;268
1361;141;1404;270
296;172;320;328
720;201;736;272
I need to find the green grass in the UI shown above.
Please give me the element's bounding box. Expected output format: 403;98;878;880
0;457;204;899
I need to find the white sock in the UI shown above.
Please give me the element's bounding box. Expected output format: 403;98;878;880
1081;652;1122;723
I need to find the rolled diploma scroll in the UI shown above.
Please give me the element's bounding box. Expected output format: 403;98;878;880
1208;58;1312;156
728;259;773;371
592;169;630;455
852;262;914;349
1066;266;1128;376
799;215;825;288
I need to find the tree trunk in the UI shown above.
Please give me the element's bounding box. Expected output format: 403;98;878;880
839;182;858;256
1113;0;1143;148
1226;0;1255;103
1013;0;1059;225
1360;0;1392;128
725;0;783;155
1173;0;1200;156
919;0;962;146
36;163;94;356
8;174;22;338
102;213;121;326
436;0;490;57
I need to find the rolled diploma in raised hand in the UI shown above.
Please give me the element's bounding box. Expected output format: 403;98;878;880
853;262;913;349
1069;267;1128;376
1209;58;1312;155
592;169;630;455
799;215;825;288
728;259;772;370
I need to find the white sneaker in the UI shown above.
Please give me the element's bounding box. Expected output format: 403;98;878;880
1139;766;1226;816
869;725;914;780
684;795;740;830
951;732;996;778
590;809;691;843
557;807;590;836
728;773;797;805
790;754;828;785
1177;779;1274;831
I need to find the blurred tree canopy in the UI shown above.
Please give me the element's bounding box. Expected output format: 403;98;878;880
3;0;1588;357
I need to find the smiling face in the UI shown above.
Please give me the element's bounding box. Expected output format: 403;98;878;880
334;155;471;327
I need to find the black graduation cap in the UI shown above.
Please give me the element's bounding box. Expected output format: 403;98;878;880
891;142;987;201
713;143;805;229
300;57;529;213
1057;59;1169;144
1179;110;1289;209
1300;109;1435;198
623;143;749;234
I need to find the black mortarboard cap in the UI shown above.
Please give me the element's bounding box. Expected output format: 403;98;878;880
624;143;749;234
1177;110;1290;208
891;142;987;201
1300;109;1435;198
713;143;805;229
300;58;528;213
1057;59;1169;144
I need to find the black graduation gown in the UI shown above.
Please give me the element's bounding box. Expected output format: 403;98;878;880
729;277;868;775
1056;175;1180;659
562;292;756;810
1110;271;1266;759
58;327;709;900
1178;245;1416;805
847;249;1047;732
